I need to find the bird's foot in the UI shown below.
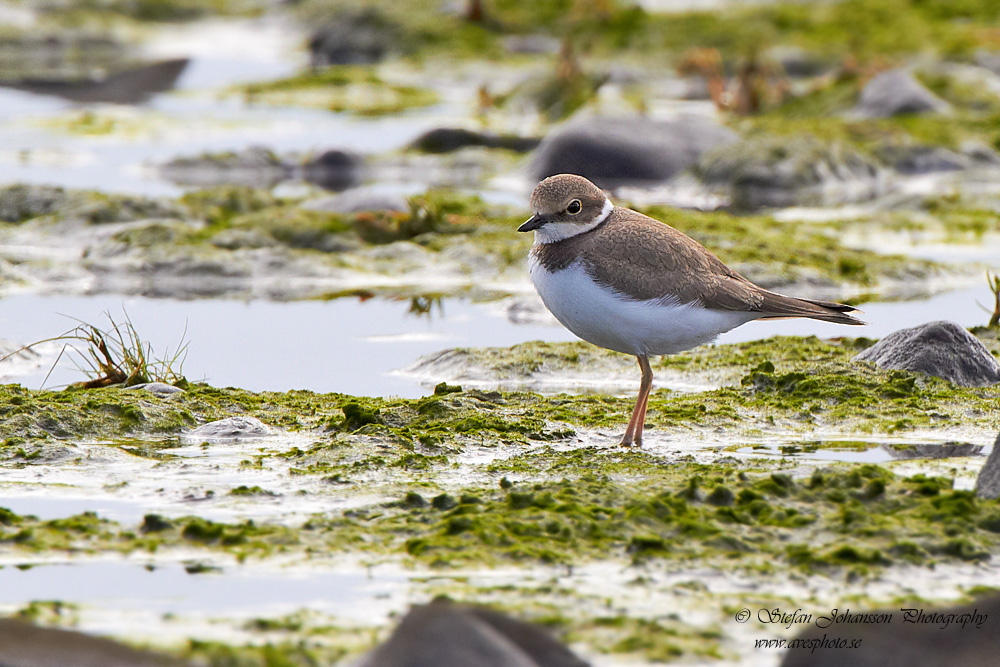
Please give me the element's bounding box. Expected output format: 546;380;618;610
618;435;641;448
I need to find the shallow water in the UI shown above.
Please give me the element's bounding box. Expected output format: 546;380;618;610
2;284;995;397
0;292;579;396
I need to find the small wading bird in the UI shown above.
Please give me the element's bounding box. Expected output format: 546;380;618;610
520;174;864;447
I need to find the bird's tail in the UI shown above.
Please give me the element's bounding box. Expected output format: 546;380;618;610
756;293;865;325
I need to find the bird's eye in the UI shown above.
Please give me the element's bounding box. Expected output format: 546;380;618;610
566;199;582;215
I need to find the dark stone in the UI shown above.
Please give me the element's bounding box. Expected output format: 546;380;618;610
160;147;292;189
697;136;882;209
6;58;189;104
882;442;983;460
875;145;970;174
301;150;363;191
308;10;402;66
780;594;1000;667
410;128;540;154
123;382;185;396
355;601;589;667
0;616;188;666
853;68;949;118
182;416;273;442
852;321;1000;387
140;513;173;533
976;432;1000;500
529;115;738;189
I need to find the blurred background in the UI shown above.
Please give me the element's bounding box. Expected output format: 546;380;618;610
0;1;999;665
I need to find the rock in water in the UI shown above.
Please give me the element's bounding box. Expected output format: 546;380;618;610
853;68;950;118
410;128;540;154
355;601;589;667
976;432;1000;500
301;150;363;191
182;416;273;442
852;321;1000;387
697;136;882;209
781;594;1000;667
529;116;738;189
0;617;188;666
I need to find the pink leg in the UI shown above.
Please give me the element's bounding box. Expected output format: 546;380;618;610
620;355;653;447
633;356;654;445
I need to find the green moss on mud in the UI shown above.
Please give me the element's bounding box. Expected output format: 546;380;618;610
5;461;996;574
2;335;998;446
297;0;1000;64
242;66;437;116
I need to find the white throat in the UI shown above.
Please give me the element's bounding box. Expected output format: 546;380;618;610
534;198;613;244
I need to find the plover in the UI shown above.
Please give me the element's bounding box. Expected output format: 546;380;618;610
520;174;864;447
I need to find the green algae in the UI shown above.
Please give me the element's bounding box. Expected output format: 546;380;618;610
4;461;997;575
242;66;437;116
2;335;999;446
2;183;949;301
34;0;264;27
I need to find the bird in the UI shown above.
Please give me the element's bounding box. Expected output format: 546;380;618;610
519;174;864;447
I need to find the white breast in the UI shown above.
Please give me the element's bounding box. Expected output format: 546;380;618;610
528;258;759;356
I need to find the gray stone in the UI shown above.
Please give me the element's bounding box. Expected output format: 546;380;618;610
882;442;983;460
308;10;402;66
0;185;69;223
356;601;588;667
302;188;409;215
182;416;273;442
852;321;1000;387
875;145;969;174
976;432;1000;500
961;141;1000;167
209;228;280;250
781;594;1000;667
853;68;950;118
503;35;560;55
529;115;738;189
6;58;189;105
697;136;882;209
124;382;184;396
0;616;188;666
160;147;291;189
